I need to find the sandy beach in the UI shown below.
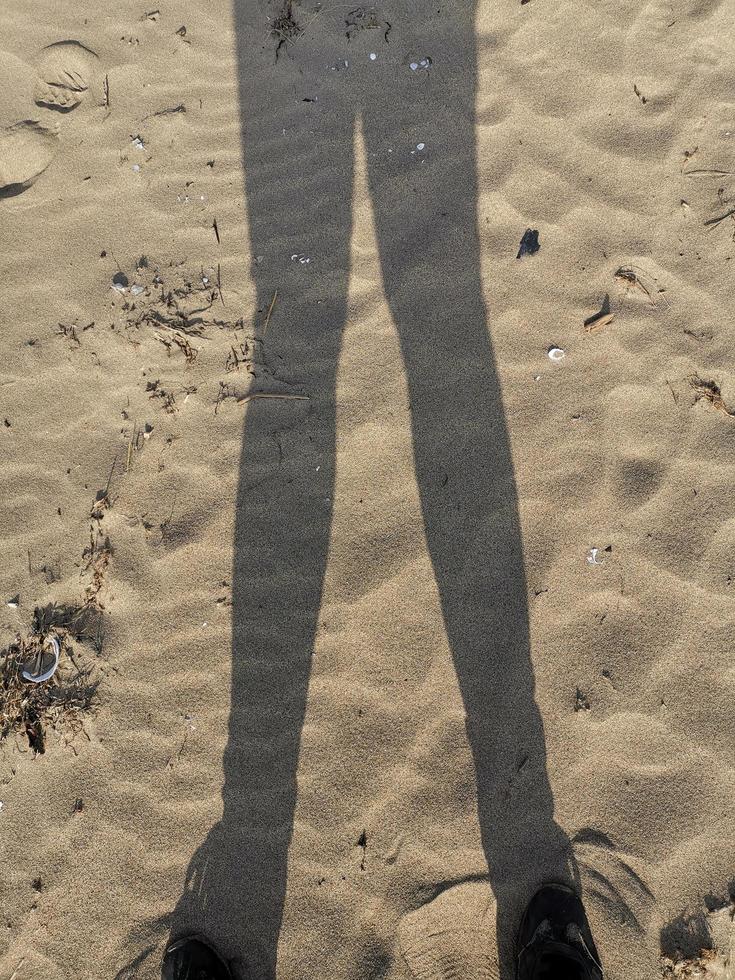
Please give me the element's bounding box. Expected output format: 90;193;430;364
1;1;734;978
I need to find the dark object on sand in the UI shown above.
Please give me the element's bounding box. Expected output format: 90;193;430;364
517;883;603;980
162;937;232;980
517;228;540;258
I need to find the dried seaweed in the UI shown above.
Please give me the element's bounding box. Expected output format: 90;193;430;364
688;374;735;417
1;604;102;753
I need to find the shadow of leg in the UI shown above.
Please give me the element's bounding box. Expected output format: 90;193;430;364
168;13;354;964
363;9;576;971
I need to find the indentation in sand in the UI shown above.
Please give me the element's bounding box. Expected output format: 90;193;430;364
34;40;98;112
0;119;57;196
398;881;499;980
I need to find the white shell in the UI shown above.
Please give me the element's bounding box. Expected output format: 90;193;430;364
22;635;60;684
548;346;565;361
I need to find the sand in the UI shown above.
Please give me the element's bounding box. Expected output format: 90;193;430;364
1;0;734;978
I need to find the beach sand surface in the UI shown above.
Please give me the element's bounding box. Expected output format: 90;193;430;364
0;1;734;978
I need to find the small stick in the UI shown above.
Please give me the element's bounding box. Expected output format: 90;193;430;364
126;423;136;473
262;289;278;339
217;262;225;306
214;381;228;415
683;168;735;177
213;218;220;244
703;207;735;228
237;392;309;405
103;456;117;498
9;957;25;980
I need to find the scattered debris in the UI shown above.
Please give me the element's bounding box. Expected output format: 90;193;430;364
345;6;391;42
688;375;735;417
145;103;186;119
291;252;311;264
517;228;540;258
271;0;302;57
547;347;565;361
703;188;735;238
574;688;591;712
583;293;615;334
409;56;432;71
704;206;735;229
0;604;102;753
614;266;654;304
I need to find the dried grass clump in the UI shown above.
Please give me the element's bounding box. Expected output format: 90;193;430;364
0;603;102;754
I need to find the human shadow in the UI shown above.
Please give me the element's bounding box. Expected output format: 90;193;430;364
169;1;576;977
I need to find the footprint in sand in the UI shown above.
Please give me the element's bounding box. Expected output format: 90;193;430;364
0;40;97;197
33;40;97;112
0;120;58;197
398;882;500;980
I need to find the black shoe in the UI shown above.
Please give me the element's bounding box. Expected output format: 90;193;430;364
162;936;232;980
517;884;603;980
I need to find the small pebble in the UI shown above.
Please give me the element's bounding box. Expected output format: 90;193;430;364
369;52;377;60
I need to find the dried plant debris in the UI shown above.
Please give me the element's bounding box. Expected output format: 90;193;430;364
614;266;655;304
517;228;540;258
660;949;722;979
660;897;734;979
0;604;102;753
583;293;615;334
110;260;227;336
270;0;302;56
704;188;735;238
688;375;735;417
345;6;392;42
